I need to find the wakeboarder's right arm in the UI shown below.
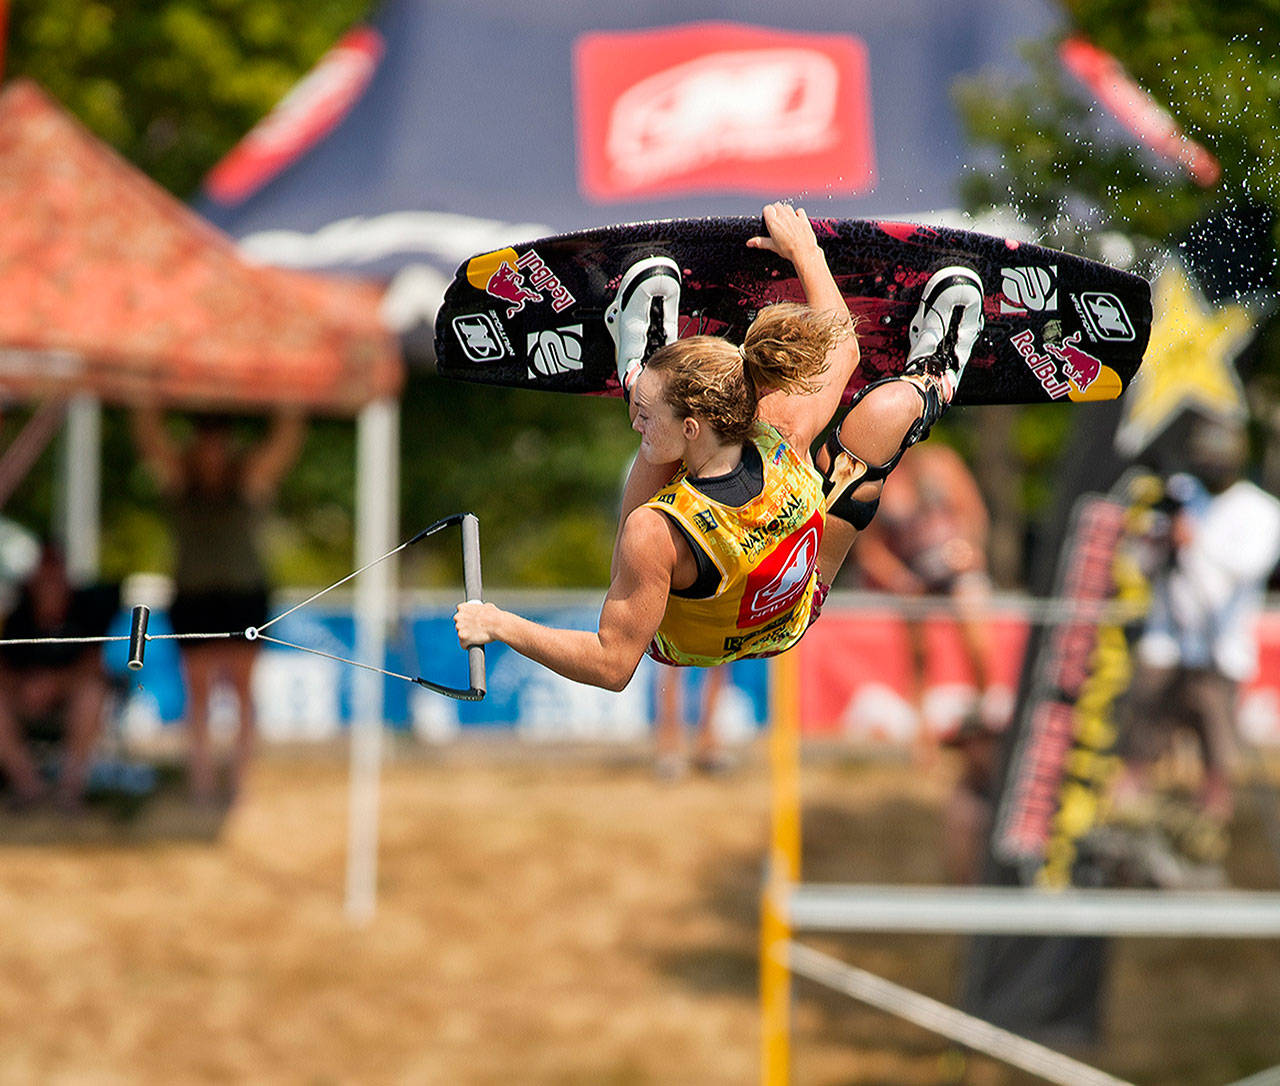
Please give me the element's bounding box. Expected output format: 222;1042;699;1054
456;506;677;692
612;452;681;578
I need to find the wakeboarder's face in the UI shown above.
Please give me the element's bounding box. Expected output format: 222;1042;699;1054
631;367;691;464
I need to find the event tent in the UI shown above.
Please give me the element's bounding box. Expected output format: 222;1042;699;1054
0;80;398;412
0;83;402;876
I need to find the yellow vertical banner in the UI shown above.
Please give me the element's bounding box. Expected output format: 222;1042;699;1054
761;645;802;1086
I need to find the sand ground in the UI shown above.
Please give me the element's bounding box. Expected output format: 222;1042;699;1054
0;743;1278;1085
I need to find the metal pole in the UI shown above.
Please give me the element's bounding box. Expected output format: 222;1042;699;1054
345;397;399;924
761;646;802;1086
61;394;100;584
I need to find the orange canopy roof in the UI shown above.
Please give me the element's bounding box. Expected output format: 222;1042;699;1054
0;80;401;415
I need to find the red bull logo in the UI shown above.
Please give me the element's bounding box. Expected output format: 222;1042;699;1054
485;260;542;318
1046;331;1103;392
515;250;576;313
464;247;575;318
1010;330;1070;400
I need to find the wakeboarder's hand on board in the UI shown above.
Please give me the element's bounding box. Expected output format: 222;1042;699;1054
747;202;821;267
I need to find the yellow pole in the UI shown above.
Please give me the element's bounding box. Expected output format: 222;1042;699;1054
761;645;802;1086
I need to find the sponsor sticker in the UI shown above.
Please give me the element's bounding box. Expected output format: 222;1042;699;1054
1000;265;1058;315
1010;329;1070;399
1011;328;1112;398
738;512;821;626
693;510;718;534
1046;331;1104;392
466;247;575;318
526;325;585;378
452;313;511;363
1073;291;1135;341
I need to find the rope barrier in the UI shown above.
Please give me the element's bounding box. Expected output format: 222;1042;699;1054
785;941;1132;1086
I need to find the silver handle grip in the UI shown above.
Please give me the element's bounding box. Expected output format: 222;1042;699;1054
461;512;485;697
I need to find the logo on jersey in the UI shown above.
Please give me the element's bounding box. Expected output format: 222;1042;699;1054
1073;292;1135;341
452;313;510;363
738;512;822;626
1000;266;1058;314
693;510;718;534
527;326;585;378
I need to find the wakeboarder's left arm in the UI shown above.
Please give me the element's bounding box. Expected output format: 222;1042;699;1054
748;202;860;452
455;506;676;691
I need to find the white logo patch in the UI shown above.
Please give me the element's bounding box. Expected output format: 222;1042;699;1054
1000;266;1058;315
744;525;818;624
527;326;585;378
1076;292;1135;341
452;313;508;362
605;49;840;186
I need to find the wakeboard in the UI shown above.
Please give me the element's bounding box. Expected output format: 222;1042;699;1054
434;216;1151;407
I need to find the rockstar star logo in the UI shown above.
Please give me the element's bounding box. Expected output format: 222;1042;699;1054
1115;261;1254;456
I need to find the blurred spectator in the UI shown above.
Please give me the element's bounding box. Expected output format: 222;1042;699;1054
0;542;111;811
853;443;1000;746
1114;416;1280;826
131;407;304;803
654;664;730;779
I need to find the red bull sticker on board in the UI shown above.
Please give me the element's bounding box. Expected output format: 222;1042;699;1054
466;247;576;318
1010;329;1123;402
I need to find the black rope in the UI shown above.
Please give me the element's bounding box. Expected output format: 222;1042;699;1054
0;513;482;699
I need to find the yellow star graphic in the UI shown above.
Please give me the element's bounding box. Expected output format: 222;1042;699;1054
1115;261;1254;455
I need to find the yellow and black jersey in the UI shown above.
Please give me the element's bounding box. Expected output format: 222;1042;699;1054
645;423;825;667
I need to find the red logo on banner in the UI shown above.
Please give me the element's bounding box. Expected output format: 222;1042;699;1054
738;512;822;626
205;26;384;205
574;23;876;203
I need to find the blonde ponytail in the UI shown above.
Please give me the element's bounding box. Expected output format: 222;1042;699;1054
740;302;851;395
646;302;854;444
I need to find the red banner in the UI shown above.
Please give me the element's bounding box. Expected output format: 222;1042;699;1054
574;22;875;203
800;603;1280;747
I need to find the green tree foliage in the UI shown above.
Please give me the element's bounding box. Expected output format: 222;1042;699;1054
7;0;372;197
396;375;640;588
956;0;1280;261
952;1;1280;557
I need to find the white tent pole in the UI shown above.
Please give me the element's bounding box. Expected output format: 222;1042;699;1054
345;397;399;924
60;394;101;585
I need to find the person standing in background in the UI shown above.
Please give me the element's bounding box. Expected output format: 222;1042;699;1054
0;543;110;811
653;664;730;779
1114;415;1280;827
131;407;304;803
853;443;1000;750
